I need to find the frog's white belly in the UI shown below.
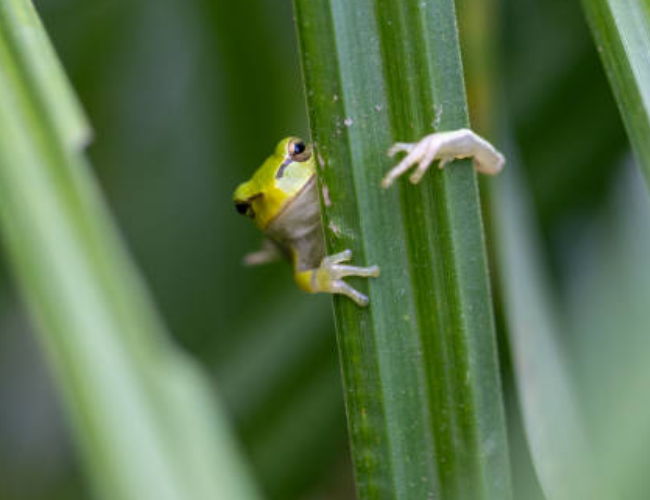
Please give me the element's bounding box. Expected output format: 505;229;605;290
265;176;324;271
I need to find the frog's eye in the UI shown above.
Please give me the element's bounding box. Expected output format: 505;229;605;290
288;139;312;163
234;201;255;218
292;141;305;154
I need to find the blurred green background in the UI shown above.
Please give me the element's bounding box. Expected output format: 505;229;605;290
1;0;346;498
1;0;648;499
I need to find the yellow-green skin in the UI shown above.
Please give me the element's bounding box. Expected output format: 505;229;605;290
234;137;379;306
234;137;316;231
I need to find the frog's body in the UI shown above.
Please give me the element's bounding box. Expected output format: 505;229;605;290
264;175;323;271
234;130;504;306
234;137;379;306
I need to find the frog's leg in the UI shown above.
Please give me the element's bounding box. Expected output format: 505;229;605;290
243;238;282;266
294;250;380;307
381;128;505;188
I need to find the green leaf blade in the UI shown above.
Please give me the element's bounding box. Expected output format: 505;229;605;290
293;1;511;498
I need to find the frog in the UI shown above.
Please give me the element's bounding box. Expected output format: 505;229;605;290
233;129;504;306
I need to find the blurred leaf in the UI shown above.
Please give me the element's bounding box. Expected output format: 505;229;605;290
294;0;511;498
0;0;89;148
504;0;627;235
565;162;650;498
491;147;597;500
581;0;650;184
0;1;259;499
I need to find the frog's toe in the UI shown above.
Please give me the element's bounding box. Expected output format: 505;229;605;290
331;264;380;280
322;249;353;266
382;143;428;188
388;142;415;157
320;250;379;280
331;280;370;307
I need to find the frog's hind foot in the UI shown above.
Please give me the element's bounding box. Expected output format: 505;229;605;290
381;128;505;188
297;249;380;307
320;250;380;306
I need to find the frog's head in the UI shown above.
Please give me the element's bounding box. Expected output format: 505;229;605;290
234;136;316;229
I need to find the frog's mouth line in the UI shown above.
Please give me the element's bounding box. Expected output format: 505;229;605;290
275;157;293;179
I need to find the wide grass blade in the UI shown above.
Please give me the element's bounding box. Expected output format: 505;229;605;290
581;0;650;183
0;1;258;499
293;1;511;498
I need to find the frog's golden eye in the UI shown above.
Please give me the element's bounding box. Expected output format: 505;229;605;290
288;139;312;163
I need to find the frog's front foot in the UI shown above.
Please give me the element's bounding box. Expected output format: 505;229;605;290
305;249;380;307
243;238;282;266
381;128;505;188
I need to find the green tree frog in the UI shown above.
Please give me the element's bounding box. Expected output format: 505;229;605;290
233;130;504;306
